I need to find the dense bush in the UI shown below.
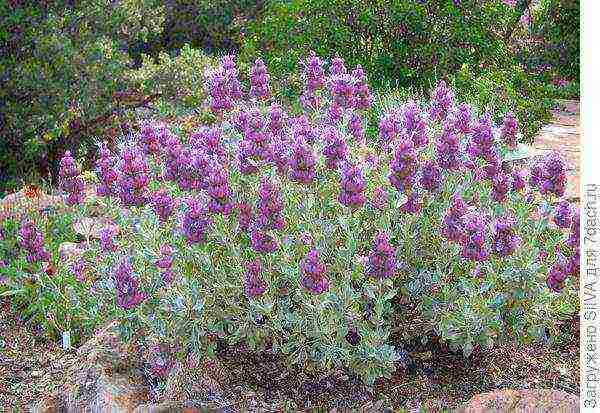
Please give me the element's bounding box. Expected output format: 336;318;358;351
1;55;579;388
0;0;164;194
240;0;519;90
520;0;580;83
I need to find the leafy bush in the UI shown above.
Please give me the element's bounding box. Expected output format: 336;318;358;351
240;0;518;90
0;0;164;194
1;54;578;388
522;0;580;82
451;64;554;142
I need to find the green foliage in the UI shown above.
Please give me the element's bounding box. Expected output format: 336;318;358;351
525;0;580;82
240;0;516;90
0;0;164;194
452;64;554;142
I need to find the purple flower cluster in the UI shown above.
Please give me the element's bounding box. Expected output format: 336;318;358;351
150;190;176;222
351;65;373;110
492;216;520;257
290;115;317;144
96;143;118;197
206;55;243;114
155;244;175;284
436;121;462;171
323;128;348;170
300;249;329;294
249;58;271;100
112;258;147;310
244;259;268;298
237;202;253;232
442;195;468;243
181;198;212;245
256;179;285;231
553;201;574;228
366;232;397;280
99;225;119;253
401;102;428;148
206;164;234;215
190;126;226;159
378;110;400;148
510;169;528;192
115;145;150;207
348;111;365;143
18;220;51;264
546;254;570;293
266;137;289;175
138;120;168;156
530;152;567;198
299;51;326;109
250;229;278;253
420;160;443;192
468;113;501;180
389;139;419;193
400;192;423;214
289;139;317;184
58;151;85;205
500;111;519;150
429;80;455;121
460;213;490;262
492;173;510;203
452;103;473;134
338;163;367;209
71;258;86;282
267;104;287;136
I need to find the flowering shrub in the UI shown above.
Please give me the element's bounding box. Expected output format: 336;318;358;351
2;53;578;388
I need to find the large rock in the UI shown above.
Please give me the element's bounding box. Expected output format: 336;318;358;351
0;189;63;221
461;389;579;412
31;322;231;413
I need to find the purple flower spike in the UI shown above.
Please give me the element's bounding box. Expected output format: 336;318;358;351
181;198;212;245
299;51;326;109
99;225;119;253
256;179;285;231
389;139;419;193
151;190;176;222
339;163;367;209
547;255;570;292
400;192;423;215
249;58;271;100
510;169;528;192
453;103;473;134
529;151;568;198
420;160;443;192
112;258;148;310
190;126;226;158
348;111;365;143
429;80;455;121
442;195;468;243
553;200;574;229
323;127;348;170
155;244;175;284
250;228;278;253
237;202;254;233
500;111;519;150
436;120;462;170
460;213;490;262
402;101;428;147
96;143;118;197
492;216;520;257
59;151;85;206
206;164;234;215
244;259;268;298
18;220;51;264
206;55;243;114
492;173;510;203
367;232;397;280
115;144;151;207
300;249;329;295
289;139;317;184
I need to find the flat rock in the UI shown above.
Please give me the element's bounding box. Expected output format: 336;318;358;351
460;388;579;412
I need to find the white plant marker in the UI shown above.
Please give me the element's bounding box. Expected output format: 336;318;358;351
62;330;71;350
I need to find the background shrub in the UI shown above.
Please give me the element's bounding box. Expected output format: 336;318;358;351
0;0;164;194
